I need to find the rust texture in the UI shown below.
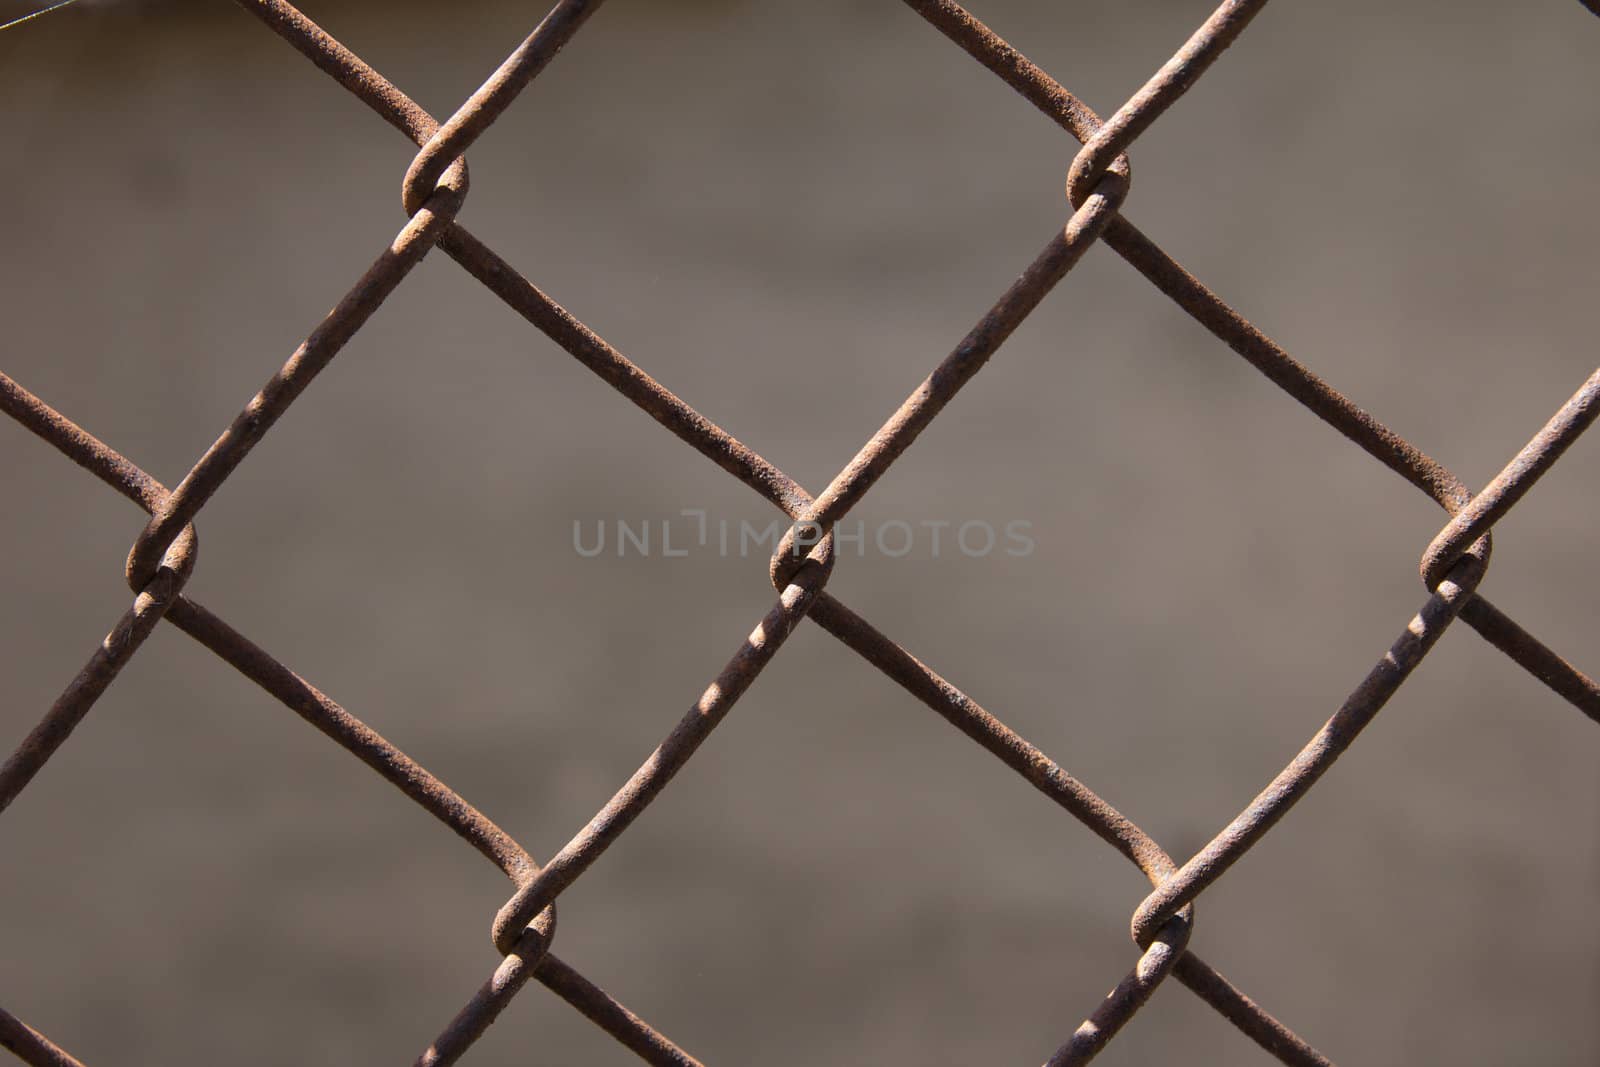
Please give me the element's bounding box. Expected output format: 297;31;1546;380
2;1;1596;1064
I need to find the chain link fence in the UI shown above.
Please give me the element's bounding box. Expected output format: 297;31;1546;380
3;1;1597;1064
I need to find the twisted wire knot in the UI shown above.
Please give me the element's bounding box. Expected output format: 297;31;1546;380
768;522;837;593
123;519;199;596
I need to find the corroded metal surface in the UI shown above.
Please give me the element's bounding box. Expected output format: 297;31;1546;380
1;2;1595;1065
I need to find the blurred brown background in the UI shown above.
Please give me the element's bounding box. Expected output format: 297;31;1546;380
2;0;1596;1063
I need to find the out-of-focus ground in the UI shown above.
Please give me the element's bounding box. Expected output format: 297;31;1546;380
1;1;1596;1064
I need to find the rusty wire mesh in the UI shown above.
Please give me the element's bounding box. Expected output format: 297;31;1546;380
2;1;1598;1064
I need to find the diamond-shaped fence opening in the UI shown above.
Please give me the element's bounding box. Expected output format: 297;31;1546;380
2;1;1597;1065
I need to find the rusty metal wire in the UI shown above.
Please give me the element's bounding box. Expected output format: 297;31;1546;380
2;1;1596;1064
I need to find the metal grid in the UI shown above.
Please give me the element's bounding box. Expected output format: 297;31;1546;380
2;1;1596;1063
